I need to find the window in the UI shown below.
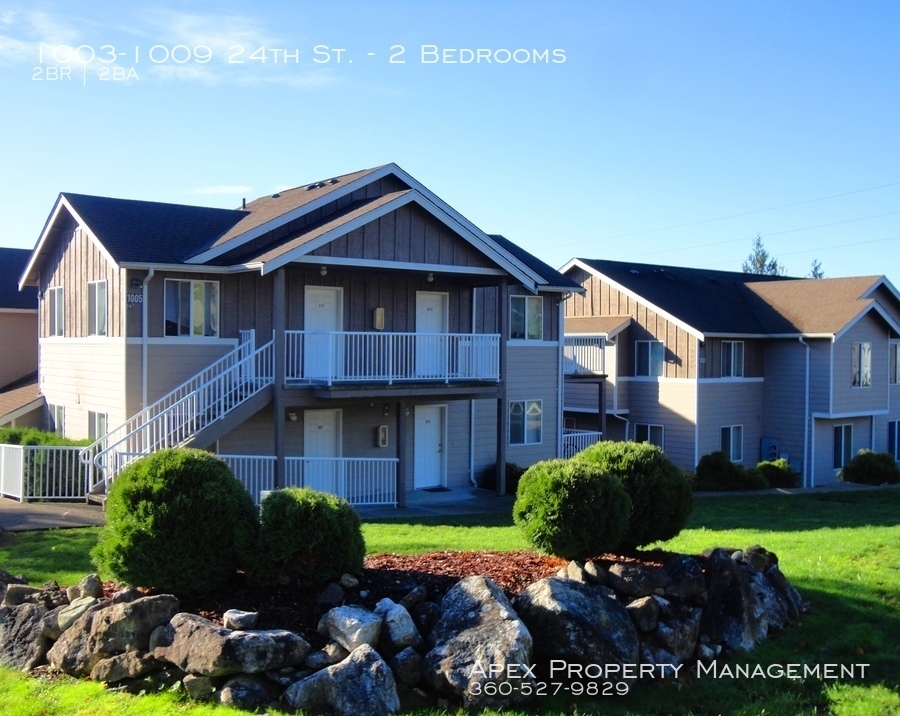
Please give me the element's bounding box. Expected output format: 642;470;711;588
851;342;871;387
87;280;107;336
510;296;543;341
48;404;64;434
722;340;745;378
48;287;64;336
164;279;219;337
720;425;743;462
635;340;664;377
88;411;107;441
890;342;900;385
634;423;664;448
833;424;853;469
509;400;542;445
889;421;900;461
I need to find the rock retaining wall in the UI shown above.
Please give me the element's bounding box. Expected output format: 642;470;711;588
0;545;803;715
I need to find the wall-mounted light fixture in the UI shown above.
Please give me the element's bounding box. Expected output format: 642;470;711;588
373;307;385;331
287;410;298;422
426;272;434;283
382;403;390;417
319;266;328;277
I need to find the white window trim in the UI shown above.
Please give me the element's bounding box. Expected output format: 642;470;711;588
47;286;64;337
509;295;544;341
851;341;872;388
635;339;664;377
48;403;65;435
87;280;108;336
164;278;220;338
720;424;743;462
88;410;108;441
634;423;664;448
721;340;745;378
508;399;543;446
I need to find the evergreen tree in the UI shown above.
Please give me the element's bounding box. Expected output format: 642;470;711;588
742;234;785;275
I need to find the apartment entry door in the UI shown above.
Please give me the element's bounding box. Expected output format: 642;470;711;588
303;409;342;494
414;405;445;489
415;291;448;378
304;286;342;380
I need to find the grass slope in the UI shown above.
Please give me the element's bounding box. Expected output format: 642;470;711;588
0;488;898;715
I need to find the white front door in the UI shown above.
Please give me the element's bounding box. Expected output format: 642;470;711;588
303;409;342;494
415;291;448;378
304;286;342;380
414;405;445;488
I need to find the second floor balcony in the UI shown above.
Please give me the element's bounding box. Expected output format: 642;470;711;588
563;335;606;376
284;330;501;386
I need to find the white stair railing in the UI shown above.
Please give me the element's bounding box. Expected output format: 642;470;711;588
80;334;274;494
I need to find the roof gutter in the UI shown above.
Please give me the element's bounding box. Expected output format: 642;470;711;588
119;262;263;274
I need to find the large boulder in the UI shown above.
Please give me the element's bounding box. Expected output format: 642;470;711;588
89;650;162;684
374;598;424;655
515;577;639;666
317;605;383;652
282;643;400;716
151;612;310;677
424;575;535;709
663;555;707;606
607;562;669;598
0;603;51;670
218;674;281;709
700;548;760;651
650;599;702;663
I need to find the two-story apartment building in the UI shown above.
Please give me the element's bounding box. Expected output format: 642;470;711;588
0;248;40;428
561;258;900;487
20;164;580;504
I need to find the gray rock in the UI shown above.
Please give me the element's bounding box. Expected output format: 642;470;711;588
374;598;423;654
639;643;681;677
700;548;759;651
78;574;104;600
317;605;383;652
304;641;350;670
151;612;310;677
90;650;162;684
339;573;360;589
565;560;588;582
41;596;98;640
516;577;639;666
0;603;51;670
0;569;27;587
111;587;142;605
664;555;707;606
66;585;81;603
223;609;258;631
652;604;702;662
764;564;803;620
110;665;187;695
398;585;427;611
389;646;422;687
316;582;345;608
583;560;608;586
607;562;669;598
266;666;307;687
745;545;777;572
412;602;440;637
218;674;280;709
183;673;216;700
282;643;399;716
626;595;659;632
2;585;41;607
425;575;535;709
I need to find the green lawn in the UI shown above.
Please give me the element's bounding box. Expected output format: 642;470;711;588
1;488;899;715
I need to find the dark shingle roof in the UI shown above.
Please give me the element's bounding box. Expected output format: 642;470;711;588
0;248;38;309
491;235;582;291
63;193;247;264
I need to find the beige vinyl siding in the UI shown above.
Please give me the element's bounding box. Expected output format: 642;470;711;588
812;416;872;486
216;406;276;456
761;339;809;473
698;381;764;467
505;345;560;466
39;340;127;439
832;315;890;414
0;313;38;387
39;221;123;339
564;381;604;413
625;380;697;471
141;342;237;405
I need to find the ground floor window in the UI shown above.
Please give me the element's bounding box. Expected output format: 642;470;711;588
889;421;899;461
833;424;853;469
509;400;542;445
48;404;64;434
720;425;743;462
634;423;664;448
88;411;107;441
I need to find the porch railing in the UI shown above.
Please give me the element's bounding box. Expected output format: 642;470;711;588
285;457;398;506
563;335;606;375
561;428;603;458
219;454;275;506
0;444;86;502
81;334;275;494
285;331;500;385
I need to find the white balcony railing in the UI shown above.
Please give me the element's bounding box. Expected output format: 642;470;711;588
284;457;398;506
561;428;603;458
564;335;606;375
0;445;86;502
285;331;500;385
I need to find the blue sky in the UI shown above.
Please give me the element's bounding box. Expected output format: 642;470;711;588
2;1;899;278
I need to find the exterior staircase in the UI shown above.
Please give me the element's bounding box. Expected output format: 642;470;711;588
80;331;275;500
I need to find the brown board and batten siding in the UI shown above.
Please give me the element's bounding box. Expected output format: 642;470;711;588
40;221;124;338
565;267;695;379
699;338;764;379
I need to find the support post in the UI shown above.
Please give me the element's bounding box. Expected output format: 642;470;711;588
395;401;407;507
599;379;607;439
273;269;286;489
496;280;509;495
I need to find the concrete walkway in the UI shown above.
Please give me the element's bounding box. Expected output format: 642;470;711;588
0;499;106;532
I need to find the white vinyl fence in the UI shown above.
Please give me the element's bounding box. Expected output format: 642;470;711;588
0;444;87;501
561;429;604;459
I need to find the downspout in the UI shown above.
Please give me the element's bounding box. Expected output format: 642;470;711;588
141;269;155;409
557;296;566;457
799;337;811;488
694;337;701;468
469;287;477;487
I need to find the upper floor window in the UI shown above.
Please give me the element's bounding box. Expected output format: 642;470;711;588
722;340;744;378
890;342;900;385
635;340;664;377
721;424;743;462
164;279;219;337
851;342;871;387
510;296;543;341
509;399;542;445
88;280;107;336
634;423;664;448
47;287;64;337
833;424;853;469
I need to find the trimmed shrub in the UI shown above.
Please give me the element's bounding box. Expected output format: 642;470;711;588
841;450;900;485
757;458;799;488
695;451;770;491
513;459;631;560
91;448;258;596
575;441;693;547
478;462;527;495
252;487;365;586
0;426;90;447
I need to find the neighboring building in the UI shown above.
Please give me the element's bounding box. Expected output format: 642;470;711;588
561;258;900;487
0;248;40;428
20;164;580;504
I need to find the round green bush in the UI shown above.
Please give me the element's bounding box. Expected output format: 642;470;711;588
841;450;900;485
512;459;631;560
252;487;365;586
575;441;693;547
756;458;799;488
91;448;258;596
695;451;770;491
